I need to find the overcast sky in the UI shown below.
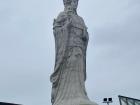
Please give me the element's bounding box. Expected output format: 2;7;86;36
0;0;140;105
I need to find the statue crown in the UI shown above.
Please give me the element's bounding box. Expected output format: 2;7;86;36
63;0;72;5
63;0;79;5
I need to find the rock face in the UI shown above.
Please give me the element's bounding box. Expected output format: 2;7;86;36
50;0;98;105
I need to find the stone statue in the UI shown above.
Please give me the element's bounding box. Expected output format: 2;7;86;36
50;0;98;105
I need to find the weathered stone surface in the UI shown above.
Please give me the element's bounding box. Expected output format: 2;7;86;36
50;0;98;105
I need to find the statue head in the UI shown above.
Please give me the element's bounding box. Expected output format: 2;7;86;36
63;0;79;11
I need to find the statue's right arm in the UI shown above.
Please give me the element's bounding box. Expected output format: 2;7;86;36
53;12;71;31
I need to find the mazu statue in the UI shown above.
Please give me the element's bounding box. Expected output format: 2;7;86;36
50;0;98;105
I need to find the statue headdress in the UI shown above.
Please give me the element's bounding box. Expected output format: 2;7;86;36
63;0;72;5
63;0;79;5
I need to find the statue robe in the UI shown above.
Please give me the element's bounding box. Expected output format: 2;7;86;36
50;11;97;105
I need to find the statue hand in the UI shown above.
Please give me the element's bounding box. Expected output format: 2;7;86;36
65;18;72;28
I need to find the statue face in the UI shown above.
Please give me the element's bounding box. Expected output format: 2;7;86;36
66;5;73;15
63;0;78;10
